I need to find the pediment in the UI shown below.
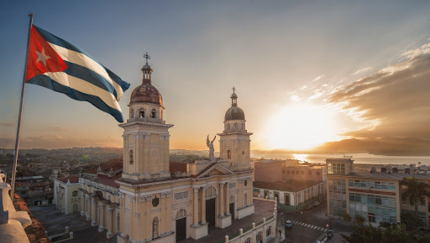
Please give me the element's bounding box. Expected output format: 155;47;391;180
196;163;234;179
209;169;224;176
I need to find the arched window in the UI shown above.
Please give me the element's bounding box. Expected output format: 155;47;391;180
256;232;263;243
72;191;78;197
129;150;134;164
241;123;244;129
151;109;156;118
227;124;230;130
245;238;251;243
152;217;159;238
176;209;186;219
130;109;134;118
139;109;145;118
244;193;247;206
234;123;238;129
266;226;272;237
227;150;231;159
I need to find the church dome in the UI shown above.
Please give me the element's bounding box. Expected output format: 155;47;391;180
129;83;163;106
129;55;163;106
225;106;245;121
224;87;245;121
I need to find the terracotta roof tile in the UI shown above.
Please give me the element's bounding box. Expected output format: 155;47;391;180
169;162;187;173
57;175;80;183
97;174;121;188
13;194;51;243
84;158;122;174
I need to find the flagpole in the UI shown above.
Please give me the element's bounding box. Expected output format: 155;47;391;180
10;14;33;200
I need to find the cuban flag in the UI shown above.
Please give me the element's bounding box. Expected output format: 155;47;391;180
25;25;130;122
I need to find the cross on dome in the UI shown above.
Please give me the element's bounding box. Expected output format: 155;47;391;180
143;52;151;64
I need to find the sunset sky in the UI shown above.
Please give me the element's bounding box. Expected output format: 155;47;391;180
1;1;430;152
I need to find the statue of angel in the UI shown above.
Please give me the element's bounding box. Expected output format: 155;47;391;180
207;135;216;161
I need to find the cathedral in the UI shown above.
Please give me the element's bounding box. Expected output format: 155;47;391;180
77;59;254;243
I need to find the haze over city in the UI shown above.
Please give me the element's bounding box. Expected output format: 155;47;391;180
2;1;430;154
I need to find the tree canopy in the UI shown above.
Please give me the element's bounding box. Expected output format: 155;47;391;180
401;176;430;217
342;223;430;243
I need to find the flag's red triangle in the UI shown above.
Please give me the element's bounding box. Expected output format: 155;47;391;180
25;26;68;81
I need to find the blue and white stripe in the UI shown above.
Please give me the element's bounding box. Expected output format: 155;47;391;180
27;25;130;122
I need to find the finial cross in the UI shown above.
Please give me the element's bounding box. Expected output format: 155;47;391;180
233;86;235;93
143;52;151;64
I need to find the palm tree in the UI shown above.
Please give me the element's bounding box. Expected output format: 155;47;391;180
400;176;430;217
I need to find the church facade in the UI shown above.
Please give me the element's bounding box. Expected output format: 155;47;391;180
79;60;255;242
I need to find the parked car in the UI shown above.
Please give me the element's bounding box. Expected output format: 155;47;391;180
313;201;321;207
285;220;292;229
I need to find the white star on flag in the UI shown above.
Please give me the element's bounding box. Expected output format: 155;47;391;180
35;48;51;66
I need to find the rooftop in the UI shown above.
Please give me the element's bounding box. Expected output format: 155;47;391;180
56;175;80;184
336;171;430;181
253;180;322;192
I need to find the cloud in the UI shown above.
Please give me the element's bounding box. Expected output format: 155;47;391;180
290;95;301;101
46;126;68;131
309;89;325;99
0;122;14;127
312;75;325;82
353;67;372;75
402;43;430;59
327;51;430;139
0;137;14;148
0;135;122;149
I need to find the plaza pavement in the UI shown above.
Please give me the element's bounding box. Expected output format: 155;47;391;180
29;204;113;243
180;199;276;243
29;199;276;243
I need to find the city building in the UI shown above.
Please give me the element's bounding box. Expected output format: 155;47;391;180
78;61;255;242
282;164;326;183
253;180;325;206
252;160;326;208
326;157;430;228
14;176;53;206
252;160;284;183
53;175;81;214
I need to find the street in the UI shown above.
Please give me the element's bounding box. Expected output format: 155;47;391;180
276;201;352;243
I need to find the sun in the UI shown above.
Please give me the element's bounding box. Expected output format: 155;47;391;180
263;104;339;150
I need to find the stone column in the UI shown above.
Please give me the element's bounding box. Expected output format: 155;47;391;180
145;195;152;241
80;192;85;216
160;193;167;234
98;204;105;232
86;196;91;220
106;207;114;239
219;183;224;217
193;187;199;226
91;198;98;226
201;187;206;224
225;183;230;215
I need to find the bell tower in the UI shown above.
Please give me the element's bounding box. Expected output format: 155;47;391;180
218;88;252;171
119;53;173;181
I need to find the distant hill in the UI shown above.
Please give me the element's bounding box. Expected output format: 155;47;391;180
313;137;430;156
4;137;430;158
